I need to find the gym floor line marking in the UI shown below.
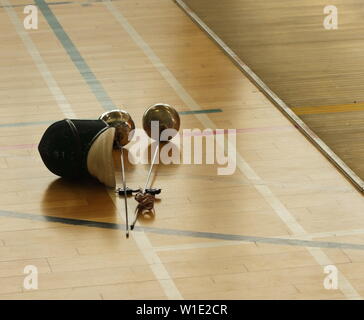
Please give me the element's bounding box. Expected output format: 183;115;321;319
0;110;223;129
292;102;364;115
179;109;222;115
34;0;115;111
2;208;364;252
154;225;364;251
0;120;53;128
0;0;119;9
0;1;71;8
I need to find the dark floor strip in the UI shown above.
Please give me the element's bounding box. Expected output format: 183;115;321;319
179;109;222;115
1;208;364;251
0;109;223;129
0;0;119;9
34;0;116;111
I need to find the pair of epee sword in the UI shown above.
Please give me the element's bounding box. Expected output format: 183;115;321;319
100;103;180;238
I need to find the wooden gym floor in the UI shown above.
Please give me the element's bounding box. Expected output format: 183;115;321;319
0;0;363;300
182;0;364;188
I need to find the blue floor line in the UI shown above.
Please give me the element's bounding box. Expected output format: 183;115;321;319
1;209;364;251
